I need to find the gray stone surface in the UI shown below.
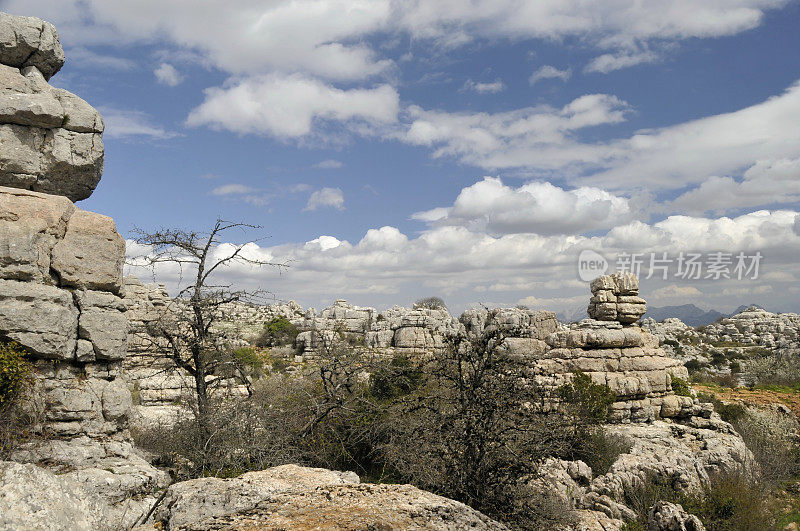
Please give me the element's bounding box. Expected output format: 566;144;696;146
144;464;506;531
0;13;65;79
0;13;104;201
0;461;106;531
51;209;125;294
0;278;78;359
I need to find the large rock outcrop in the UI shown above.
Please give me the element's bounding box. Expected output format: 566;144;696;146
0;12;103;201
138;464;506;530
0;13;167;529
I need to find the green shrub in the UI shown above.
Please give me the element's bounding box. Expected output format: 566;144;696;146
413;296;446;310
670;375;692;397
0;341;30;406
681;471;776;530
558;371;616;422
711;351;728;367
0;340;34;458
575;428;632;476
623;470;775;531
232;347;265;378
369;355;423;400
684;358;704;373
255;317;299;348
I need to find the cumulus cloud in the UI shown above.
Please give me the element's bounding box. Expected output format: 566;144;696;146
154;62;183;86
584;50;659;73
305;187;345;211
7;0;790;81
186;74;400;139
126;207;800;313
649;285;704;302
462;78;506;94
411;177;635;235
670;157;800;214
399;79;800;198
528;65;571;85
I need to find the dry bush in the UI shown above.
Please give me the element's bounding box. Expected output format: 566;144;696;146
743;354;800;388
379;331;579;529
731;406;800;485
624;469;776;531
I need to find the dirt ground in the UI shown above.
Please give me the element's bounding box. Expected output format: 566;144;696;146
694;384;800;417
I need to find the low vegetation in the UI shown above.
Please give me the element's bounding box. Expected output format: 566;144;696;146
413;296;447;310
255;317;299;348
0;340;34;458
135;336;628;529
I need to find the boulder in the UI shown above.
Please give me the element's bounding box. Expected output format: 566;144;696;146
588;273;647;324
0;13;104;201
0;461;106;530
51;209;125;294
146;464;505;531
0;186;74;282
0;13;65;79
648;501;705;531
0;278;78;359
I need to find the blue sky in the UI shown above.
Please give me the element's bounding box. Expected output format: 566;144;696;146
5;0;800;315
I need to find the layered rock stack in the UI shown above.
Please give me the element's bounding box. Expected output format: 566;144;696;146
539;273;696;422
0;12;167;528
0;14;104;200
587;272;647;323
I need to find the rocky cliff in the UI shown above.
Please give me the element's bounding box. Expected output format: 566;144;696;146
0;12;167;529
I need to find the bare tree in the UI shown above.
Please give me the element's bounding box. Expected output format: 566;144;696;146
131;219;283;425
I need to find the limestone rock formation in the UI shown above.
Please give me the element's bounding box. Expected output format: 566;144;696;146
648;501;705;531
0;13;167;529
0;13;103;201
0;461;107;530
139;464;506;530
0;14;64;79
588;273;647;324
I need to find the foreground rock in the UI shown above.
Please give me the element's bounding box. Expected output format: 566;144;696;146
0;461;105;531
0;13;167;529
138;464;506;530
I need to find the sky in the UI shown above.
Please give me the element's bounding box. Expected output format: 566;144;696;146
4;0;800;316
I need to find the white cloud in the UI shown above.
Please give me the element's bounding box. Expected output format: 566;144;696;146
649;285;703;302
8;0;790;81
399;79;800;198
98;107;177;139
209;183;270;206
314;159;344;169
411;177;635;235
210;184;256;196
154;62;183;86
401;94;630;171
186;74;399;139
588;81;800;191
126;206;800;314
68;47;136;70
528;65;571;85
305;187;345;211
462;79;506;94
670;157;800;214
584;50;659;73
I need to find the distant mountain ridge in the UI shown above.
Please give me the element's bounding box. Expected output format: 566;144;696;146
643;303;765;326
